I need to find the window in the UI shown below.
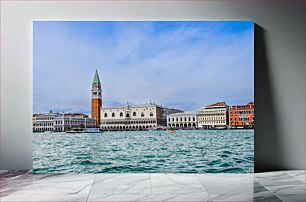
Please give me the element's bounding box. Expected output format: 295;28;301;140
120;112;123;117
112;113;115;117
93;92;97;95
126;113;130;118
104;113;107;117
150;112;153;117
133;112;136;116
141;112;144;117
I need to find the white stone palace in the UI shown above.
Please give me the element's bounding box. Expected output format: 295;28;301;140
197;102;229;129
167;112;198;129
33;112;96;132
100;104;182;131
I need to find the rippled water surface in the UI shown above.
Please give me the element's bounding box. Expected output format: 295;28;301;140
33;130;254;173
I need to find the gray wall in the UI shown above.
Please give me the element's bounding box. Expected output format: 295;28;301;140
1;0;304;172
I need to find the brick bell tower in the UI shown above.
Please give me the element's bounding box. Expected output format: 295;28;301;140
91;69;102;128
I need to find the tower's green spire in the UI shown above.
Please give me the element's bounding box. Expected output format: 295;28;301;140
93;69;101;84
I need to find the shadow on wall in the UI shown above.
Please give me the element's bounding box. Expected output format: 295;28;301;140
255;24;284;172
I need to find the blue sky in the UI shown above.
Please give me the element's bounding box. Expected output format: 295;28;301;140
33;21;254;114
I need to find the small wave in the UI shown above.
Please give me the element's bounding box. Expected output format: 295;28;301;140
222;150;232;154
98;166;128;173
180;169;198;173
139;160;151;164
204;168;220;173
80;160;112;166
156;159;166;163
144;154;155;158
219;162;231;167
220;167;243;173
246;156;254;161
75;156;90;160
207;159;222;166
33;167;49;173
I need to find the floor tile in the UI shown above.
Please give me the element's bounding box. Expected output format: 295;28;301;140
1;170;306;202
255;173;305;195
0;194;88;201
150;174;207;195
254;171;295;179
197;174;256;195
252;194;283;202
90;174;151;195
143;194;212;202
1;173;95;196
210;194;282;202
0;170;8;175
88;194;211;202
286;170;306;183
275;194;306;202
253;181;275;195
1;173;55;196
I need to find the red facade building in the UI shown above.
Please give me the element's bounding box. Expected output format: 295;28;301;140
229;102;254;128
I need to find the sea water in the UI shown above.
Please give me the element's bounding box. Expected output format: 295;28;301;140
33;129;254;173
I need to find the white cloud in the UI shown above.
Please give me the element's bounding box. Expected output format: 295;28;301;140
33;21;254;113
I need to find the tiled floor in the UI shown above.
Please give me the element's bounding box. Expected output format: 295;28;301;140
0;170;305;201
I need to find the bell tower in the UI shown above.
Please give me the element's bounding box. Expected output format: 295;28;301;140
91;70;102;128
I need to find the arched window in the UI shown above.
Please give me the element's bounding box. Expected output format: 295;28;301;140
133;112;136;116
150;112;153;117
189;117;191;121
104;113;107;117
126;113;130;118
141;112;144;117
193;117;195;121
112;113;115;117
120;112;123;117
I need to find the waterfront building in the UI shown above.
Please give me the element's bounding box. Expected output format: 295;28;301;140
33;113;95;132
63;113;89;118
197;102;228;129
167;112;197;128
32;112;61;132
100;104;182;131
229;102;255;129
53;115;96;132
91;70;102;128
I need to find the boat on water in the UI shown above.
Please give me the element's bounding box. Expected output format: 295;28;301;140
66;130;82;134
170;130;177;133
66;128;102;134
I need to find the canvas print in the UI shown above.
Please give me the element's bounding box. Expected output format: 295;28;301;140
33;21;254;173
